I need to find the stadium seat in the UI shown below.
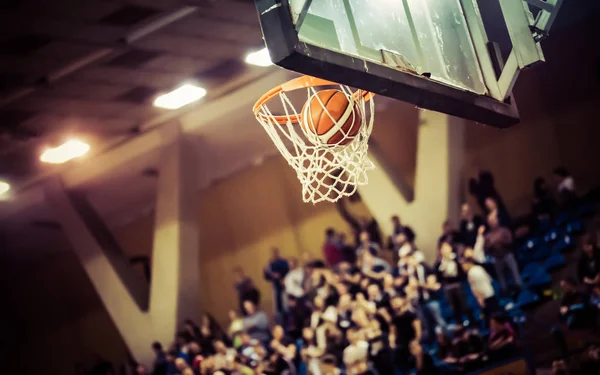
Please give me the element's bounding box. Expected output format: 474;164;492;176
516;289;540;308
565;220;583;234
543;228;561;243
521;262;544;283
527;269;552;289
552;235;574;252
543;253;566;271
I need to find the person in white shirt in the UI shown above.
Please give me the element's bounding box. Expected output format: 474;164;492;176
284;257;305;299
343;327;370;375
553;167;577;208
461;257;499;322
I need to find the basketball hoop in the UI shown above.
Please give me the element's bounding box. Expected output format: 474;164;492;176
253;75;375;204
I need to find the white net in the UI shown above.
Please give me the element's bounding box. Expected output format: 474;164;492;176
254;83;375;204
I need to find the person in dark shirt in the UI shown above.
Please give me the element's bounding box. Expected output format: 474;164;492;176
436;241;475;325
485;196;512;229
323;228;344;267
263;248;290;318
469;170;508;218
269;325;296;374
233;268;260;315
437;220;462;249
388;215;416;249
460;203;485;248
336;198;383;247
366;319;395;375
532;177;556;220
151;342;168;375
559;277;596;330
390;295;421;372
410;340;439;375
578;234;600;292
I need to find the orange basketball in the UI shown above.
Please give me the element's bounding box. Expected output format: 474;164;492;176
301;89;362;145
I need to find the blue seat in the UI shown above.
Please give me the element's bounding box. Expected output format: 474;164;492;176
521;262;544;282
544;253;566;270
553;235;574;252
528;269;552;289
531;244;552;261
543;228;562;243
517;289;540;308
575;203;595;218
565;220;584;234
555;212;572;226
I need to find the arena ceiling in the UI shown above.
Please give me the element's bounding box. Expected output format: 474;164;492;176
0;0;299;258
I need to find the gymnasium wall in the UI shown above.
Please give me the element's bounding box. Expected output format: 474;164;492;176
0;251;128;375
115;156;372;326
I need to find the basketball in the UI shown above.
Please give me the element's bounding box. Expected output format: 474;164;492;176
301;89;362;145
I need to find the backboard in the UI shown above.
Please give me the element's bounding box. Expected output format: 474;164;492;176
254;0;562;127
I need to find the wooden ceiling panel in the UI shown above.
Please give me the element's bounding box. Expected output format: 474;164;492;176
142;54;215;75
40;80;132;101
72;66;188;89
166;15;262;45
133;33;243;60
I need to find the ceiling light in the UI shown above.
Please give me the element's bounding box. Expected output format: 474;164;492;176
0;180;10;196
41;139;90;164
245;47;272;67
153;84;207;110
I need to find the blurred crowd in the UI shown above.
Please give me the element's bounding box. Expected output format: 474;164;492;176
132;168;600;375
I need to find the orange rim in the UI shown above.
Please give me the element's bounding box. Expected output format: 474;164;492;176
253;75;374;125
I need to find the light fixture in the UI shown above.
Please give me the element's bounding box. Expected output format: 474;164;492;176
0;180;10;196
40;139;90;164
153;83;207;110
245;47;273;67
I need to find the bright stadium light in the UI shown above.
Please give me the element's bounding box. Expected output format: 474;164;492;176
153;84;207;110
245;47;273;67
40;139;90;164
0;180;10;196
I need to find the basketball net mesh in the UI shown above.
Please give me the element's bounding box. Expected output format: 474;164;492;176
255;84;375;204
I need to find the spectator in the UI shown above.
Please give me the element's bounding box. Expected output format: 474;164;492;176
197;314;226;356
356;230;381;259
264;248;290;318
461;257;499;322
484;211;522;293
284;294;310;340
460;202;485;248
532;177;556;220
469;170;507;216
578;234;600;292
488;313;517;360
151;342;167;375
485;196;512;229
388;215;416;249
269;325;296;374
390;295;421;373
336;198;383;247
436;241;475;325
284;257;305;300
453;327;485;372
553;167;577;208
437;220;461;249
242;300;271;346
360;247;391;280
436;330;457;364
406;254;447;345
552;277;600;361
323;228;344;267
233;267;261;315
227;310;243;350
343;327;371;375
410;340;439;375
337;232;357;263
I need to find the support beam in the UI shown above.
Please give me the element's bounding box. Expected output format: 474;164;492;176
44;178;153;364
44;122;201;366
149;122;201;342
358;110;466;261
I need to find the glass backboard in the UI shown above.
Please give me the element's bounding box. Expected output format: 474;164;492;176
254;0;562;127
